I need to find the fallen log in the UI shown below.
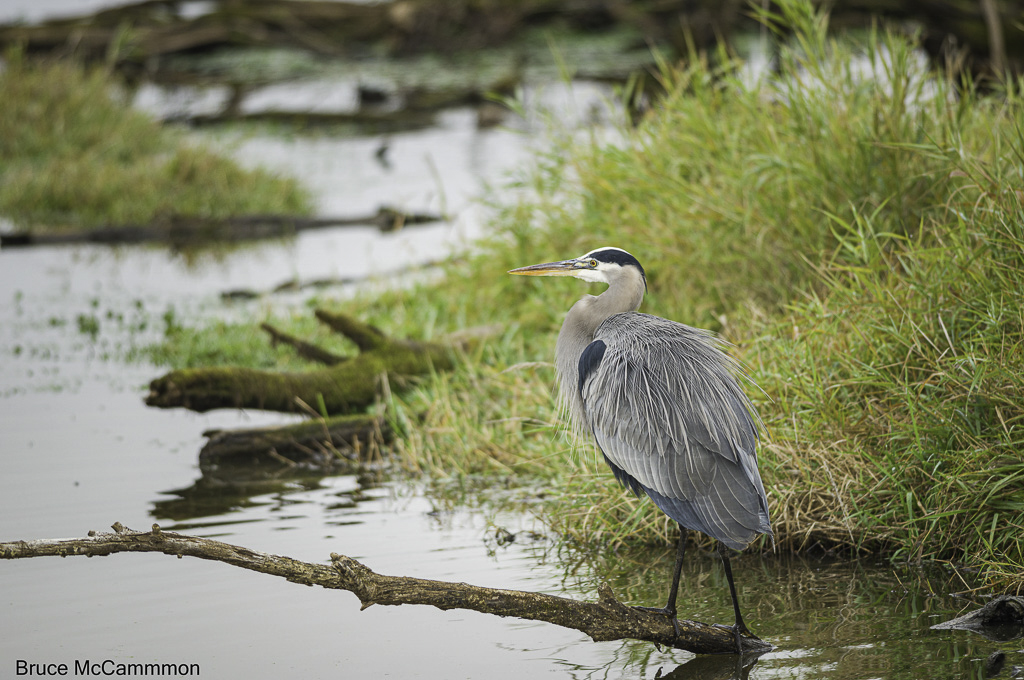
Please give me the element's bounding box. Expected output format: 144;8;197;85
932;595;1024;641
0;0;620;61
1;0;1019;76
0;0;390;60
176;108;439;130
168;75;521;130
0;524;774;655
199;413;391;468
221;257;453;300
0;207;443;249
146;310;455;414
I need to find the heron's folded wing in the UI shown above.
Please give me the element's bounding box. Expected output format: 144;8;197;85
580;314;769;529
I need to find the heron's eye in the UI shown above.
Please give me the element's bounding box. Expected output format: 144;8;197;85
588;259;598;268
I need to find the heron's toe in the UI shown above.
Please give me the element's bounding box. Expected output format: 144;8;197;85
634;605;681;637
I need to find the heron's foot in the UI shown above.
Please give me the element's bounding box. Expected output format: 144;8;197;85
634;605;681;637
715;622;761;654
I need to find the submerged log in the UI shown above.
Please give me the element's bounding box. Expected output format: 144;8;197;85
146;310;455;414
932;595;1024;641
0;524;774;656
0;0;1019;76
0;0;390;60
199;413;391;467
177;108;439;131
221;259;451;301
0;207;443;249
0;0;616;60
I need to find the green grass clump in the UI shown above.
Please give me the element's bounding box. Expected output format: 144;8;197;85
753;168;1024;585
0;56;311;230
145;318;318;372
145;0;1024;590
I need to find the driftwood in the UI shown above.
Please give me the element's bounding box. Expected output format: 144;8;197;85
0;0;623;61
171;69;521;128
147;310;455;413
222;258;451;301
0;0;389;61
0;0;1019;77
177;108;440;130
0;207;442;249
0;524;773;655
932;595;1024;641
199;413;390;468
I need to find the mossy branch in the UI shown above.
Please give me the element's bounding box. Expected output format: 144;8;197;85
314;309;388;352
0;525;772;655
260;322;347;366
146;310;454;413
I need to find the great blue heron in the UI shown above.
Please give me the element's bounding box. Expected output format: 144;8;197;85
510;246;773;652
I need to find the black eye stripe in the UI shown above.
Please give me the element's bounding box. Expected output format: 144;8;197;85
582;248;647;290
586;249;645;274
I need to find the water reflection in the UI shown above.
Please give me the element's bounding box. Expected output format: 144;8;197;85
658;653;761;679
542;539;1021;679
152;472;335;522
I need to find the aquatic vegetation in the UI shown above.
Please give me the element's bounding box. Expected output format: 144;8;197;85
0;55;311;231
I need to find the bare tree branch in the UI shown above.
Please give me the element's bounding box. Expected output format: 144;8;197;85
1;523;772;655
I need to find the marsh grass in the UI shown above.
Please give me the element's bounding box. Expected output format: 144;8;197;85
146;0;1024;590
523;2;1023;590
0;54;311;230
753;176;1024;580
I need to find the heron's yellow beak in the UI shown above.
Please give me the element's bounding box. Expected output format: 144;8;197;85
508;260;581;277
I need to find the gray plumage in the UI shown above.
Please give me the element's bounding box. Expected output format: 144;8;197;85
510;245;772;650
577;313;772;549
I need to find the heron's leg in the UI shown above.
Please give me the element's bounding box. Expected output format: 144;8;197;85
717;541;757;654
635;525;686;636
663;525;687;617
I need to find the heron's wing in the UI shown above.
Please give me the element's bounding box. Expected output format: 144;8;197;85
579;313;771;547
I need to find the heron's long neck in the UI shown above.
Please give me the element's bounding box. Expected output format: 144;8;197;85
555;267;645;434
587;268;646;326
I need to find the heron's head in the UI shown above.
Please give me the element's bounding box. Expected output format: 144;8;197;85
508;247;647;290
